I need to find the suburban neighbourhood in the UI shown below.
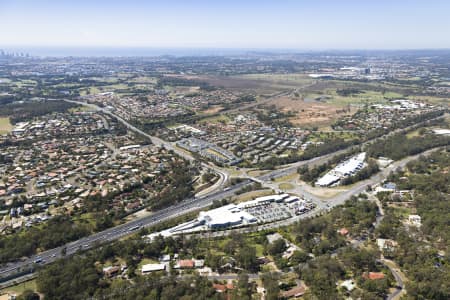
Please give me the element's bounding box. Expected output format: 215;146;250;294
0;2;450;298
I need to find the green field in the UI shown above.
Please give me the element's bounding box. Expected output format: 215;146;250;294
0;117;13;135
279;183;295;190
323;90;403;106
69;105;96;113
233;189;274;203
236;73;313;84
197;114;230;124
0;279;37;296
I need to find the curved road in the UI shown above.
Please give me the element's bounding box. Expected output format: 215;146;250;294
0;99;444;285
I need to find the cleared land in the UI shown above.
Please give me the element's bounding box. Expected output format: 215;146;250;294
191;74;314;95
199;105;224;115
266;95;356;126
279;183;295;190
232;189;274;203
0;117;13;135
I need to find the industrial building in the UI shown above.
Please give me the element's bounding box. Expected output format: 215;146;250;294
316;153;367;187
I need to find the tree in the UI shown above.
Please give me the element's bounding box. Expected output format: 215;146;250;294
261;272;280;300
17;290;40;300
232;272;252;300
236;245;258;272
290;250;310;265
267;238;286;256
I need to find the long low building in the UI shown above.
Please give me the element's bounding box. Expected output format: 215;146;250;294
315;173;341;187
145;193;313;241
316;153;367;187
142;263;166;274
198;204;257;229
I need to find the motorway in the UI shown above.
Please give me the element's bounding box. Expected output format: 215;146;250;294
1;146;442;284
0;100;445;284
0;142;345;282
0;180;251;282
0;140;356;283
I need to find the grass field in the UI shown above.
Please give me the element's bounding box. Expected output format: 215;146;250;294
233;189;274;203
197;114;230;124
137;258;159;271
0;117;13;135
266;95;356;126
191;74;313;95
69;105;96;113
406;129;421;138
129;76;158;84
236;73;313;85
273;173;298;183
323;90;403;106
279;183;295;190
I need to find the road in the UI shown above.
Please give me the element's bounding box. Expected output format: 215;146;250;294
53;98;230;190
0;100;444;285
0;143;348;282
0;180;252;283
207;273;259;281
5;145;434;280
0;143;362;284
0;142;443;285
378;259;406;300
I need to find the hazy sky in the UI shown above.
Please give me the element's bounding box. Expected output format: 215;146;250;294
1;0;449;49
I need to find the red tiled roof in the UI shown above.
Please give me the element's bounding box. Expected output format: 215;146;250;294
363;272;385;280
213;283;234;293
281;285;306;298
178;260;195;268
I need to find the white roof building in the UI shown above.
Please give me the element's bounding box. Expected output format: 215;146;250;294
315;153;366;187
334;153;366;176
433;128;450;136
408;215;422;227
198;204;257;229
316;173;341;187
142;263;166;274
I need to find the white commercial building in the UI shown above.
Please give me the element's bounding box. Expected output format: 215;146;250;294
315;173;341;187
433;128;450;136
316;153;366;187
198;204;257;229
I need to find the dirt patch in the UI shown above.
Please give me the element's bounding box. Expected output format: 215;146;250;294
279;183;295;190
266;96;355;126
298;180;349;198
200;105;224;114
233;189;274;203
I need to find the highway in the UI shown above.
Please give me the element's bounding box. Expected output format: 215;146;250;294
0;180;252;282
0;100;445;285
0;140;359;283
0;142;343;282
1;146;442;284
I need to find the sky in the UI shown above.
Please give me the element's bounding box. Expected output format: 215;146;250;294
0;0;449;51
